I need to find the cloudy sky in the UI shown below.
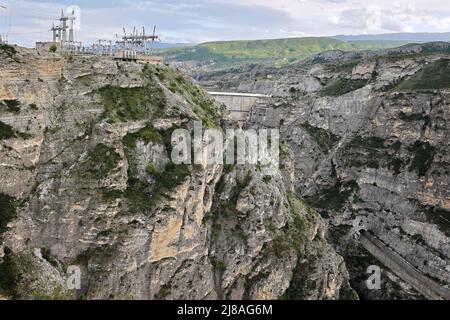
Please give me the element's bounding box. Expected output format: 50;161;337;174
1;0;450;47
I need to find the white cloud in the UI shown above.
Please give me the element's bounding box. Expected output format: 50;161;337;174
2;0;450;47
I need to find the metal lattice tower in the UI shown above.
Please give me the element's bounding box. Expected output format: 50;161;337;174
0;4;7;44
51;9;76;46
117;26;159;53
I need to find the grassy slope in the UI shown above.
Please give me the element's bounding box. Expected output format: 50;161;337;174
395;59;450;90
159;37;409;67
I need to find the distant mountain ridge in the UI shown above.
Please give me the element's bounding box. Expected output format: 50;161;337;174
333;32;450;42
160;37;410;70
152;42;194;49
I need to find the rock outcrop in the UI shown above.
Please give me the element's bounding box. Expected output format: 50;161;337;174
193;42;450;299
0;45;353;300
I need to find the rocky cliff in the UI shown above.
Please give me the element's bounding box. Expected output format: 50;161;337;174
194;42;450;299
0;45;354;300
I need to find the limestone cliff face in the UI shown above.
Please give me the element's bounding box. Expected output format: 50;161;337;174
194;42;450;299
0;45;353;300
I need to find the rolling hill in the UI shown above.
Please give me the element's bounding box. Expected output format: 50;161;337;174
158;37;410;69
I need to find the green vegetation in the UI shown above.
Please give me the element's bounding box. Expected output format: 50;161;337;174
407;141;436;177
0;252;36;298
159;37;408;68
342;136;436;177
152;163;192;197
280;193;355;299
205;170;253;245
0;121;16;140
82;144;121;179
305;179;359;211
211;257;227;274
31;285;72;300
325;60;361;73
100;187;124;202
146;163;159;175
0;193;17;235
342;136;404;173
122;124;161;149
381;43;450;63
123;178;152;214
269;194;309;258
229;171;253;205
41;248;59;269
49;44;58;53
0;252;20;297
282;256;317;299
96;71;166;123
301;122;340;152
147;64;224;127
262;176;272;184
395;59;450;91
350;136;386;149
0;120;32;140
399;112;431;123
0;99;21;113
320;78;368;96
0;43;18;61
74;244;118;266
122;124;193;213
75;74;93;86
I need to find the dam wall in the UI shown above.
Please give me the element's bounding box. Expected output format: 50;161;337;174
208;92;271;124
360;232;450;300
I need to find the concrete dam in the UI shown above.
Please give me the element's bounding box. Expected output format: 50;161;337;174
360;232;450;300
208;92;272;125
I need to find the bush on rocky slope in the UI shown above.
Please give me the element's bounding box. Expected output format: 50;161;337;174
395;59;450;91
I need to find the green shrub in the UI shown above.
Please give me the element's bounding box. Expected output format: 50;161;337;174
41;248;59;268
0;121;16;140
154;163;191;193
145;64;223;128
263;175;272;184
49;44;58;53
211;257;227;274
101;188;124;201
407;141;436;177
0;252;37;298
82;144;121;179
0;253;19;297
0;99;21;113
0;43;17;60
301;122;340;152
0;121;32;140
31;284;72;300
96;82;166;123
305;180;359;211
229;171;252;205
0;193;17;235
320;78;368;96
123;124;160;149
146;163;159;175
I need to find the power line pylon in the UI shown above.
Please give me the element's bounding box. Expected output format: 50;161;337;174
0;4;7;44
